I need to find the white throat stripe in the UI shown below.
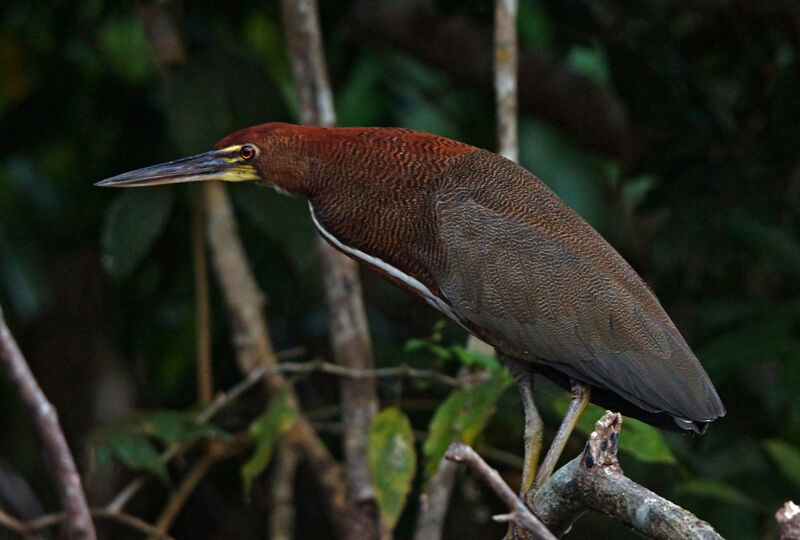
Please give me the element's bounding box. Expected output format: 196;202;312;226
308;202;456;319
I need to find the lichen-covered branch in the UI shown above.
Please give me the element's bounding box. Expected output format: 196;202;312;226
0;305;96;540
413;459;460;540
532;412;723;539
282;1;380;537
777;501;800;540
494;0;518;162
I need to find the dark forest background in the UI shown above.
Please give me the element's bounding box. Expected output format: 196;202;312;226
1;1;799;538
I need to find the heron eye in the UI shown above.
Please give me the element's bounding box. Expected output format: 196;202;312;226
239;145;256;161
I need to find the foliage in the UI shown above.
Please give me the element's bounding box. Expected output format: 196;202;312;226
0;0;798;538
368;407;416;532
241;388;298;494
90;410;227;484
554;398;676;465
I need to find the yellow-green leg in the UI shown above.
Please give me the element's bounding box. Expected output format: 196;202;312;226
500;355;544;494
533;380;590;490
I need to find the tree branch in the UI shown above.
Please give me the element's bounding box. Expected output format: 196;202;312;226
282;1;380;538
777;501;800;540
151;438;244;538
192;190;214;404
494;0;519;162
0;506;174;540
269;440;300;540
444;443;556;540
0;305;96;540
350;0;632;160
531;412;723;539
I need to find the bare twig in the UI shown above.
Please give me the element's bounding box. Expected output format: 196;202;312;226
151;439;242;537
532;412;723;539
494;0;518;162
444;443;556;540
777;501;800;540
269;440;300;540
0;506;174;540
282;2;380;537
0;305;96;540
192;190;213;404
106;357;464;515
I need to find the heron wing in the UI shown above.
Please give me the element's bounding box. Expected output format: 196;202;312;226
432;194;723;422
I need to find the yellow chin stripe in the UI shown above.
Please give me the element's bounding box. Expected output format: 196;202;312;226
218;164;260;183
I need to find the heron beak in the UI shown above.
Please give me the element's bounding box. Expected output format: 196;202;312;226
95;146;259;187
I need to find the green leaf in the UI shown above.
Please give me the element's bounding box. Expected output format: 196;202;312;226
140;411;227;447
450;345;502;372
566;44;611;86
764;439;800;488
90;410;227;485
336;54;384;126
368;408;416;532
730;215;800;277
97;13;154;83
519;120;605;229
423;374;511;475
241;388;298;494
673;479;760;510
96;433;169;485
555;399;676;464
101;188;174;279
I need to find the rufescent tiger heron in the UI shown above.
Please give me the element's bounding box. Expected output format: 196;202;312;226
97;123;725;491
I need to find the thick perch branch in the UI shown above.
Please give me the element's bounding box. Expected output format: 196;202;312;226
282;1;380;537
0;305;96;540
444;443;556;540
532;412;722;539
777;501;800;540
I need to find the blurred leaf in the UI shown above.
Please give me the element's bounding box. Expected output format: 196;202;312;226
242;388;298;494
423;374;511;475
243;11;296;115
232;184;316;268
101;188;174;279
390;56;463;140
0;239;48;319
96;434;169;484
337;54;384;126
140;410;227;447
674;479;760;510
91;410;227;485
450;345;502;372
368;408;416;532
518;0;554;49
764;439;800;488
621;174;657;215
566;44;611;86
97;13;154;83
519;120;605;229
730;215;800;277
555;399;676;464
698;299;800;382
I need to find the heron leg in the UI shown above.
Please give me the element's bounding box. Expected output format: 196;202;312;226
500;355;543;494
533;380;590;490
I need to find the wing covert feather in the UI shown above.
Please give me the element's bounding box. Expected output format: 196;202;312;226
432;196;723;422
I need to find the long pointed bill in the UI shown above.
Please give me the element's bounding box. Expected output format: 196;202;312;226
95;146;259;187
